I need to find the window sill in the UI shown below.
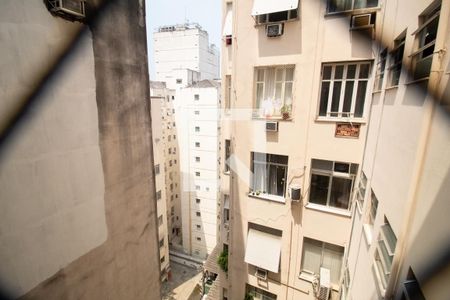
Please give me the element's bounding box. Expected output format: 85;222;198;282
252;116;293;122
363;223;373;246
248;193;286;204
315;116;366;124
305;203;352;217
372;89;382;94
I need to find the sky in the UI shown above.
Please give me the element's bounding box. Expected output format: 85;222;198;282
145;0;221;79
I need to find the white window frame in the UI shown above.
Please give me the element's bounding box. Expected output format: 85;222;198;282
251;152;289;198
355;171;367;213
387;32;406;87
327;0;379;14
373;218;397;293
255;8;298;25
253;65;294;119
317;61;371;121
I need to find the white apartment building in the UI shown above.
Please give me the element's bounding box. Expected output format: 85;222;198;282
203;0;450;300
153;23;220;89
150;81;183;279
174;80;221;260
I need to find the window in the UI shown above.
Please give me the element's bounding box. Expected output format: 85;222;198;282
251;152;288;197
170;183;173;191
196;237;201;241
160;256;165;263
388;32;406;86
225;139;231;173
402;268;425;300
374;49;387;91
412;4;440;80
169;160;172;167
309;159;358;210
195;171;200;177
225;75;231;110
195;156;200;162
195;142;200;147
173;122;176;127
156;190;162;200
196;224;201;230
254;66;294;118
173;148;176;154
196;198;201;204
159;238;164;248
170;195;174;201
196;211;201;217
255;9;298;25
195;110;200;115
194;94;200;100
374;217;397;291
155;164;160;175
195;126;200;132
355;171;367;211
246;284;277;300
174;159;177;164
318;62;371;119
206;187;210;192
171;206;175;215
158;215;163;226
368;190;378;226
176;79;182;84
168;148;172;154
195;185;200;191
171;95;175;100
173;134;176;139
327;0;378;13
172;109;175;113
301;237;344;286
168;135;171;141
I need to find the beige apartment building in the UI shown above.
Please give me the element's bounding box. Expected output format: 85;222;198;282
203;0;450;300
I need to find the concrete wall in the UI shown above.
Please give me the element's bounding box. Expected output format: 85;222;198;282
0;1;161;299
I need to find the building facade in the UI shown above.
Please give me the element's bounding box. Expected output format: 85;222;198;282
0;0;161;299
205;0;450;300
175;80;221;260
153;23;220;89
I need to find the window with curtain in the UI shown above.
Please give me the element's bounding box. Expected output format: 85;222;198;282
327;0;378;13
301;237;344;285
225;139;231;173
251;152;288;197
374;49;387;91
254;66;294;118
309;159;358;210
388;32;406;86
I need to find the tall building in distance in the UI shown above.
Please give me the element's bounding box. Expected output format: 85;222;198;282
202;0;450;300
175;80;221;259
153;23;220;89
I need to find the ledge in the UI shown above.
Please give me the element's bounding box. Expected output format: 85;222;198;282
324;7;381;17
305;203;352;217
384;85;399;91
248;193;286;204
252;116;293;122
405;77;429;85
315;117;367;124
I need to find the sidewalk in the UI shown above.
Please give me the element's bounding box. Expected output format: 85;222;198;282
162;262;202;300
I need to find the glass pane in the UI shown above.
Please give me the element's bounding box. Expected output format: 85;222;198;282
312;159;333;171
268;165;286;196
269;153;288;165
323;66;332;80
414;55;432;80
378;240;393;270
276;69;284;81
381;224;397;254
334;65;344;79
253;163;267;192
284;82;293;105
319;82;330;116
328;0;352;12
275;83;282;100
257;69;265;81
359;64;370;78
310;174;330;206
322;244;344;285
256;83;264;109
420;17;439;50
301;238;322;274
329;177;352;209
347;64;357;79
334;162;350;173
343;81;354;113
285;67;294;81
355;0;379;9
331;82;342;117
354;81;367;117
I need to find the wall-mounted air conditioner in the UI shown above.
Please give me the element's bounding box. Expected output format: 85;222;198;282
266;23;284;37
290;185;301;202
266;121;278;132
318;267;331;300
50;0;86;18
350;13;375;29
255;268;268;280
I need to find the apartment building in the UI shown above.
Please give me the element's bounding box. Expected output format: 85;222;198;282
153;23;220;89
345;1;450;299
0;1;161;299
150;81;183;280
204;0;450;300
175;80;221;260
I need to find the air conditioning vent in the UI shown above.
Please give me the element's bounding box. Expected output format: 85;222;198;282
266;121;278;132
266;23;284;37
318;267;331;300
290;185;301;202
350;13;375;29
255;268;268;280
49;0;86;18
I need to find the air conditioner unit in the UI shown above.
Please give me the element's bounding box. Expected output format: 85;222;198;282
266;23;284;37
318;267;331;300
255;268;268;280
266;121;278;132
50;0;86;18
351;14;373;29
290;185;301;202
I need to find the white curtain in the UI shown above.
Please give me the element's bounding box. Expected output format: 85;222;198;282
322;245;344;285
253;163;267;192
302;239;322;274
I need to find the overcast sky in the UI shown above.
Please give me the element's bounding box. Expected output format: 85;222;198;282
145;0;221;79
